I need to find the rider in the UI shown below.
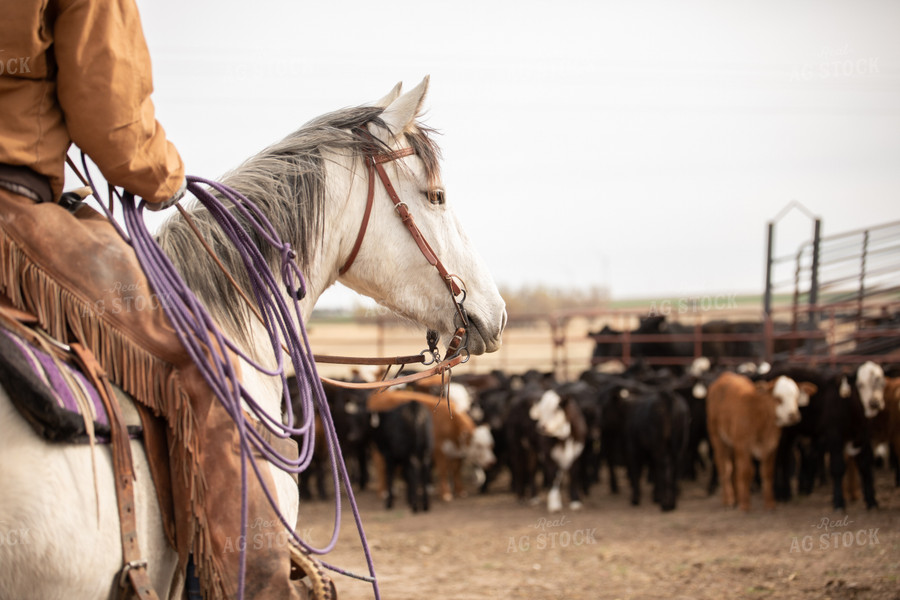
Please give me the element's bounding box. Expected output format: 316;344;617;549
0;2;303;598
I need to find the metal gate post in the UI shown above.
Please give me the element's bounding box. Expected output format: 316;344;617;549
809;218;821;320
764;221;775;317
858;230;869;327
806;218;821;353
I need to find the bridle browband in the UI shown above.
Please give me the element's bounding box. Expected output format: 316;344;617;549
315;126;470;390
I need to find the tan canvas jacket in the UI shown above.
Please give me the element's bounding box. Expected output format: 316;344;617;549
0;0;184;203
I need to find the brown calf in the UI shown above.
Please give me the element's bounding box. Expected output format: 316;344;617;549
432;405;479;501
707;372;815;511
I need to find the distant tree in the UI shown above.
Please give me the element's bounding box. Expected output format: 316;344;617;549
500;284;610;317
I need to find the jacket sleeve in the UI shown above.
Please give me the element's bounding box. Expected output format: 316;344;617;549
53;0;184;204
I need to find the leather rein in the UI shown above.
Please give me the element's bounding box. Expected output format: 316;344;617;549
315;128;470;390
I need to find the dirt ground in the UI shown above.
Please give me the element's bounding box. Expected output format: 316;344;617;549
295;469;900;600
301;320;900;599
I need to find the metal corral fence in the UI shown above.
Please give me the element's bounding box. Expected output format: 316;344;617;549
307;298;900;382
584;300;900;372
766;218;900;315
307;218;900;380
306;312;583;380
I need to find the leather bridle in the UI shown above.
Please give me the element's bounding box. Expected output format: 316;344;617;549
137;125;470;392
336;146;414;278
314;127;471;390
338;129;464;298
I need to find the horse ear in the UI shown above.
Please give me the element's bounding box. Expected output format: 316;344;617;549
374;75;429;140
373;82;403;108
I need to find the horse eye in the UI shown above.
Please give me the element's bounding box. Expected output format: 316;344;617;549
427;190;445;205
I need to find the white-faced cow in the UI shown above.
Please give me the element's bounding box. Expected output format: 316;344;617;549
531;385;587;512
854;361;886;418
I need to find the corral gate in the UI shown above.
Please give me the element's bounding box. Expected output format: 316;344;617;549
764;210;900;359
578;213;900;377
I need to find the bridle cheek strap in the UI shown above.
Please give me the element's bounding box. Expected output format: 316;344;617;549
337;158;377;277
370;159;463;298
337;147;462;299
322;138;471;388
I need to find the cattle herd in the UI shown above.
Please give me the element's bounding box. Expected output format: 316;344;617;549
295;352;900;517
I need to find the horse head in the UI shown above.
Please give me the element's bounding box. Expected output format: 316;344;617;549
329;77;506;356
159;77;504;357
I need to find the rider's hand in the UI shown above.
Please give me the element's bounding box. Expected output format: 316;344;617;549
145;179;186;211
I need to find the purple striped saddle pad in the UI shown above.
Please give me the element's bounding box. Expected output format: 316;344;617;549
0;326;142;443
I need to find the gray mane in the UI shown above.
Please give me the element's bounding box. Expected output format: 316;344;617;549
157;104;442;344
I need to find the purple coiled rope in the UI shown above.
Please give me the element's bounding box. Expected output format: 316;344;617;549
79;156;380;599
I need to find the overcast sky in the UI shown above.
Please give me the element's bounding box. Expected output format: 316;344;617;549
132;1;900;309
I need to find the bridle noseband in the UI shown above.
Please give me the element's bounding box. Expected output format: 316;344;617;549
335;128;469;365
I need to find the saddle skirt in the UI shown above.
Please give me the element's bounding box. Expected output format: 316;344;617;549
0;324;143;443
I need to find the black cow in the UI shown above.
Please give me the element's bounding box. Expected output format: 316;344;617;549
580;372;638;496
850;310;900;356
590;316;693;369
371;401;434;512
702;320;765;361
622;384;691;511
590;325;623;364
634;315;695;363
770;362;885;510
297;412;328;500
579;369;645;495
504;371;556;502
670;359;726;484
583;365;691;501
322;379;372;492
592;315;802;367
289;376;329;500
572;372;606;496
